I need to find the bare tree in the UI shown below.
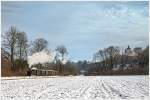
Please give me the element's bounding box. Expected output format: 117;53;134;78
103;48;109;70
1;48;11;69
120;47;125;71
56;45;68;73
31;38;48;53
2;26;19;70
143;46;149;66
1;48;10;61
56;45;68;62
106;46;120;70
14;32;28;71
92;53;96;63
98;50;105;66
16;32;28;61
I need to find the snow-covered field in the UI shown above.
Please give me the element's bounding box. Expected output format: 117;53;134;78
1;75;149;100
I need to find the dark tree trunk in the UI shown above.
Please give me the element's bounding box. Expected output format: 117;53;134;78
11;47;14;71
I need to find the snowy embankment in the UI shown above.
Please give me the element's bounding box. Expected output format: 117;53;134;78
1;76;149;100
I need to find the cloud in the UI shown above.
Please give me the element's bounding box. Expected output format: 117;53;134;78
2;1;149;61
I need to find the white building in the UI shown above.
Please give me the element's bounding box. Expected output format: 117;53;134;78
125;46;142;56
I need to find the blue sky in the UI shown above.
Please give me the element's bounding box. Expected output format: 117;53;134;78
1;1;149;61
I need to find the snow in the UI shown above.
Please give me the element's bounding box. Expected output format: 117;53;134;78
1;76;149;100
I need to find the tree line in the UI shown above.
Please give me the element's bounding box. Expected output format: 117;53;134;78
2;27;28;74
82;46;149;75
1;26;77;76
1;26;149;76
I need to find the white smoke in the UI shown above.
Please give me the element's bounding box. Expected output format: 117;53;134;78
61;58;68;65
56;55;68;65
28;50;55;68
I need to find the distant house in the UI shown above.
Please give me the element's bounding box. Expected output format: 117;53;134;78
133;47;142;54
31;67;58;76
125;45;133;56
125;45;142;56
30;63;58;76
80;70;88;75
